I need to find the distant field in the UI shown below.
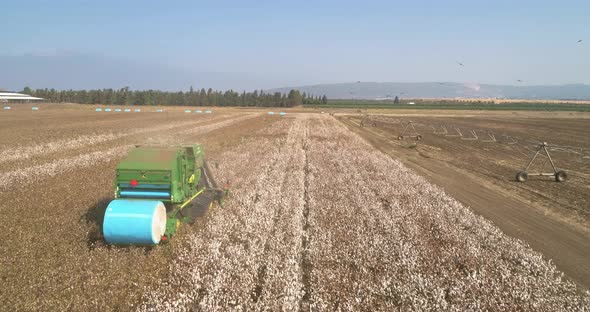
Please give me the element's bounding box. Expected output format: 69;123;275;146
306;100;590;111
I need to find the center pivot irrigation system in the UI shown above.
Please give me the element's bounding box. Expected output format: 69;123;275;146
516;142;567;182
353;114;587;183
102;144;228;245
397;121;423;141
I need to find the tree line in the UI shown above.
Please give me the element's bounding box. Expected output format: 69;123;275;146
22;86;328;107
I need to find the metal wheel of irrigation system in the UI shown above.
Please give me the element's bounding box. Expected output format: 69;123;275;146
516;171;529;182
555;170;568;182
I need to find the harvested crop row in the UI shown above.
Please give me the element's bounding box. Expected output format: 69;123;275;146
0;112;268;311
177;114;257;136
147;113;259;145
305;115;589;310
0;145;130;190
0;115;257;189
0;111;193;148
140;117;307;311
0;114;234;164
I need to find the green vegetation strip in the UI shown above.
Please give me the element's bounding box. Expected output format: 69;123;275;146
305;101;590;112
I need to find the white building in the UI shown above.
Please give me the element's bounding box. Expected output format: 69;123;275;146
0;92;44;102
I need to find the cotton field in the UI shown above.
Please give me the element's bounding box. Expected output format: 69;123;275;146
0;108;588;311
140;115;589;311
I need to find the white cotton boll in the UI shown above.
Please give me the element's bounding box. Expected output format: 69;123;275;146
138;115;589;311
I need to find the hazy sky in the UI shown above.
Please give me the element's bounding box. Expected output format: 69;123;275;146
2;0;589;89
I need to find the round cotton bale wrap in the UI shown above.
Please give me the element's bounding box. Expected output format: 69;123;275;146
103;199;167;245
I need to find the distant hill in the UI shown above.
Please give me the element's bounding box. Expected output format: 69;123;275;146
269;82;590;100
3;52;589;100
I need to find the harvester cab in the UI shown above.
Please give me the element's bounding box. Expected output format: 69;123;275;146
102;144;227;245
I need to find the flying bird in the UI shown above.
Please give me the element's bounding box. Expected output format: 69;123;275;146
517;79;523;82
457;62;464;66
578;39;583;43
357;81;361;83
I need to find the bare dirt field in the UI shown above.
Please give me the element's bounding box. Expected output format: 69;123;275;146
1;105;589;311
347;113;590;218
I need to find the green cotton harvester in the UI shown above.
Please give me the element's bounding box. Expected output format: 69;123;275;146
102;145;227;245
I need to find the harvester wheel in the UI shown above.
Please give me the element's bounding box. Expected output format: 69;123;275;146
516;171;528;182
398;135;404;140
416;135;423;140
555;170;568;182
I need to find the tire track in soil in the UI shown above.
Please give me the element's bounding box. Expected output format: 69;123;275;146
191;121;292;309
187;133;281;309
249;118;310;306
250;124;301;303
299;125;313;312
250;157;289;303
192;157;277;308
